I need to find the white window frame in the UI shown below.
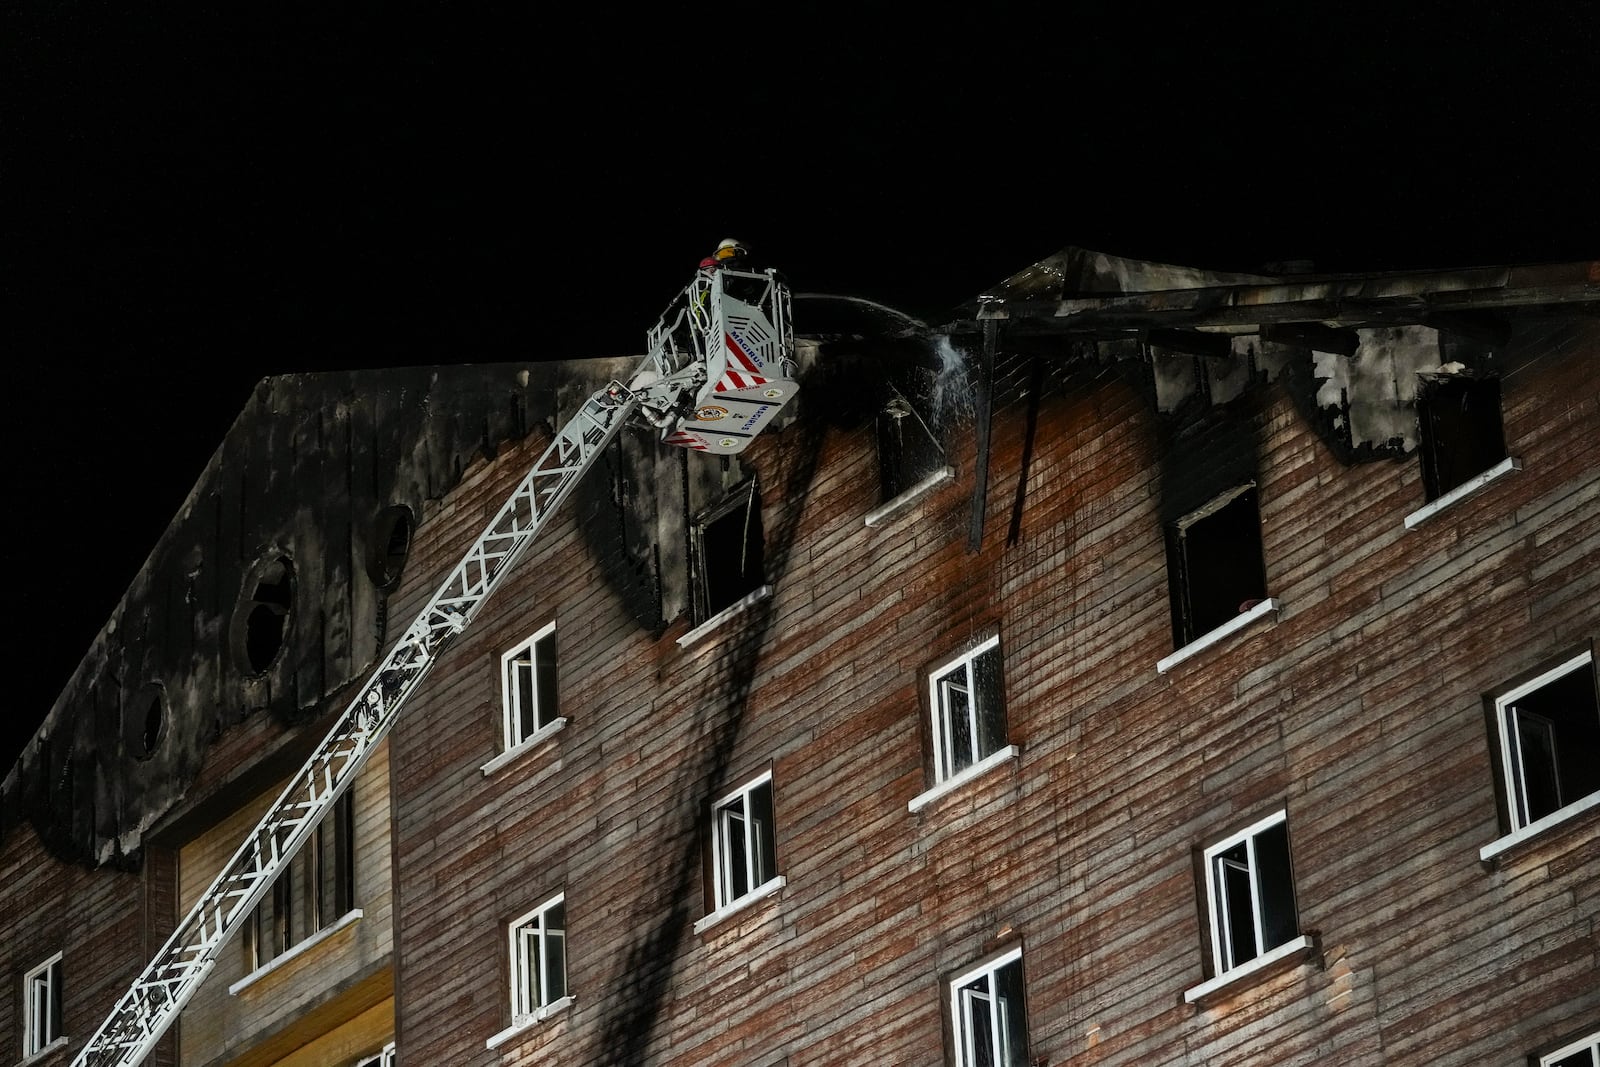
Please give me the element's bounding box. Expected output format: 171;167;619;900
353;1041;396;1067
22;951;63;1058
928;635;1005;785
1202;810;1299;978
710;771;780;912
1495;651;1597;832
508;893;567;1026
948;946;1027;1067
1541;1030;1599;1067
500;621;561;752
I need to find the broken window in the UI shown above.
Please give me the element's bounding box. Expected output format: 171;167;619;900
508;893;567;1025
877;389;945;502
1491;651;1600;833
709;771;779;911
501;621;559;751
1165;485;1268;649
235;555;295;675
23;952;63;1056
693;481;765;622
1542;1031;1600;1067
126;684;165;761
948;947;1030;1067
1417;373;1507;501
245;789;356;971
1202;811;1299;977
368;505;415;592
928;636;1008;785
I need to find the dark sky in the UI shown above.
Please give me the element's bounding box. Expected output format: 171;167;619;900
4;6;1597;772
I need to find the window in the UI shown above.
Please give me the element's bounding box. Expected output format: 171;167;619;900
1492;651;1600;833
877;389;945;502
948;947;1029;1067
509;894;567;1024
1166;484;1267;649
929;636;1007;784
245;790;356;971
693;481;765;621
1202;810;1299;978
22;953;63;1057
1418;372;1506;501
1542;1031;1599;1067
353;1042;396;1067
710;772;779;911
501;621;559;750
233;555;295;674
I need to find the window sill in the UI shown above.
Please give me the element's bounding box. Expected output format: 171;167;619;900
485;995;574;1050
1157;598;1281;674
481;717;568;776
1182;934;1316;1006
908;745;1021;813
228;909;364;995
19;1037;70;1066
1479;791;1600;863
676;585;774;647
1404;456;1523;529
864;466;956;528
693;876;787;934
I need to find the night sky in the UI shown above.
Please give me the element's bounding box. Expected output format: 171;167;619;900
4;6;1597;772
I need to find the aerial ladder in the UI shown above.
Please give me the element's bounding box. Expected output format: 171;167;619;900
72;263;798;1066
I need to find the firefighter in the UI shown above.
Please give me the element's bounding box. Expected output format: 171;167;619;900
699;238;750;272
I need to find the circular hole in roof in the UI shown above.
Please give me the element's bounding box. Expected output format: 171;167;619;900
129;685;165;761
369;505;414;592
233;555;295;675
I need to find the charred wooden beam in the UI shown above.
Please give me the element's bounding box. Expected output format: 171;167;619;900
1425;310;1513;348
1261;322;1361;356
1147;328;1233;360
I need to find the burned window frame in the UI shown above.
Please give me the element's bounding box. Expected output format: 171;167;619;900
708;770;780;913
22;951;64;1057
877;386;947;504
1200;809;1300;979
691;479;765;623
927;635;1008;786
1417;371;1508;502
946;945;1030;1067
507;892;568;1026
244;788;357;972
1165;483;1269;650
500;621;560;752
1488;649;1600;836
232;554;296;676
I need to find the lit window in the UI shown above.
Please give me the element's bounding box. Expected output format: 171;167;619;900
1417;372;1506;502
1492;651;1600;833
1542;1030;1599;1067
22;952;63;1056
509;894;567;1024
693;482;765;622
1165;484;1268;649
710;772;779;910
929;636;1007;784
245;790;356;970
948;947;1029;1067
1202;811;1299;978
501;622;559;750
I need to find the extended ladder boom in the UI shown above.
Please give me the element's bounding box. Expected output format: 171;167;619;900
73;266;797;1066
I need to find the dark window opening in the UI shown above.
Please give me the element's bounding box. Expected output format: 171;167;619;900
1418;373;1506;501
1166;486;1267;648
1206;814;1299;975
237;556;294;674
246;790;356;970
368;505;415;591
128;687;165;761
1498;655;1600;829
694;483;765;621
877;390;945;502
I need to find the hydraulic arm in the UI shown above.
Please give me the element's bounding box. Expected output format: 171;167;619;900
72;266;796;1066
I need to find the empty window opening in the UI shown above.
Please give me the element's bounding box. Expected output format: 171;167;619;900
710;772;779;911
1166;484;1267;648
236;556;295;674
369;505;414;591
1418;373;1506;501
127;685;165;761
1493;651;1600;831
929;636;1007;784
502;622;559;750
23;952;64;1056
878;389;945;502
1542;1031;1600;1067
245;790;356;971
694;482;765;621
1202;811;1299;977
949;947;1030;1067
509;894;567;1024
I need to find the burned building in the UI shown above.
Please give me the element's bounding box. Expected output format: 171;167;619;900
3;248;1597;1067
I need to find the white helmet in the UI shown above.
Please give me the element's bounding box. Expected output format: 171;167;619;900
715;238;748;261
